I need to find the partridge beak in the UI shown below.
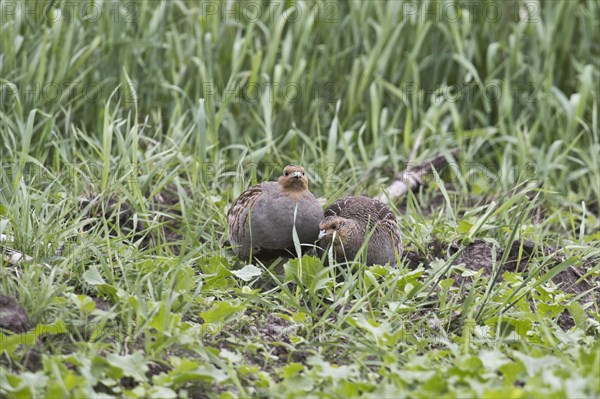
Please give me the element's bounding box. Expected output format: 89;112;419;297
318;229;327;239
292;171;302;179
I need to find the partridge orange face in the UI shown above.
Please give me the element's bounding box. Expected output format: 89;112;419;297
318;216;354;249
278;165;308;192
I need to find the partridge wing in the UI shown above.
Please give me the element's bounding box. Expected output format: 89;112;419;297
227;184;263;243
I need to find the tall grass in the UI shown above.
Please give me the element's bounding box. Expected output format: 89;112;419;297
0;1;598;397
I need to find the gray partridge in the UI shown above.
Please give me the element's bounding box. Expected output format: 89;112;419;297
227;165;324;260
318;196;403;266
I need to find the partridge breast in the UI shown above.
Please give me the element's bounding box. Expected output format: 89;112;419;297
227;166;324;260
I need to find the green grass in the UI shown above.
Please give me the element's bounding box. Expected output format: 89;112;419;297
1;0;599;397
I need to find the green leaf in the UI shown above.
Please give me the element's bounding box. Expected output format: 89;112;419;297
512;352;558;377
167;358;229;384
220;348;242;363
457;219;473;234
82;268;105;285
199;255;234;289
0;332;36;353
149;386;177;399
478;349;511;372
567;302;587;329
81;268;118;298
230;265;262;281
148;301;167;333
281;363;304;379
200;300;246;324
307;355;356;381
34;320;67;336
284;255;328;294
106;352;149;382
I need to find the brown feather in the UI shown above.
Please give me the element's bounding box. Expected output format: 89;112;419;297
319;196;402;265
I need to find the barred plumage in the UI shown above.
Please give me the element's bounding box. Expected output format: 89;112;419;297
318;196;403;266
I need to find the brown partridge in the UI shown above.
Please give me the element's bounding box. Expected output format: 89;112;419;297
227;165;324;260
318;196;403;266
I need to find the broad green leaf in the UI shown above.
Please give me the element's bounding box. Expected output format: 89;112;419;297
230;265;262;281
106;352;148;382
200;300;246;324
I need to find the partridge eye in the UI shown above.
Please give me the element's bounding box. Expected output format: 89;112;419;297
331;223;337;229
285;172;289;176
